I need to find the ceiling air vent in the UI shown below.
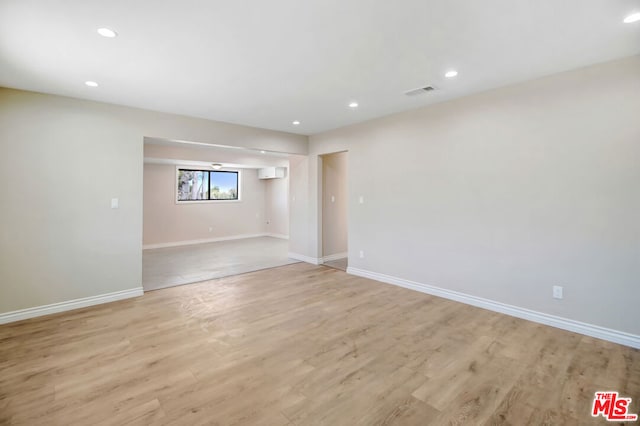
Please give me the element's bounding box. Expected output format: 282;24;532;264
404;86;436;97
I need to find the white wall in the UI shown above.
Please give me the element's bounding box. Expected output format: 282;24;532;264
143;165;269;246
142;142;290;246
265;174;289;238
0;90;143;313
0;88;306;316
303;56;640;336
322;152;348;257
288;155;310;256
144;142;290;168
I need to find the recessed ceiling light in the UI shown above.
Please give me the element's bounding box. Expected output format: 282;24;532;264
445;70;458;78
260;150;266;154
85;81;98;87
624;12;640;23
211;163;223;170
97;27;118;38
349;102;359;108
292;120;300;125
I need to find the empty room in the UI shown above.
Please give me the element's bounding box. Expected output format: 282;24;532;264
142;139;297;291
1;1;639;425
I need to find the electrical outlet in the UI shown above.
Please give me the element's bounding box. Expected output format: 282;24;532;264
359;195;364;204
359;250;364;258
553;286;563;299
209;227;213;232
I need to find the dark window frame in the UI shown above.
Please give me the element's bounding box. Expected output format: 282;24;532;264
176;168;240;202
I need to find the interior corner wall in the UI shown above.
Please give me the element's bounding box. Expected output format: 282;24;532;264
0;88;307;316
307;55;640;336
322;152;348;257
288;155;310;256
264;171;290;238
143;165;268;246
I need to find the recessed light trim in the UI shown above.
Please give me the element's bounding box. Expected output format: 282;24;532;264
85;81;99;87
349;101;359;108
445;70;458;78
97;27;118;38
624;12;640;23
292;120;300;125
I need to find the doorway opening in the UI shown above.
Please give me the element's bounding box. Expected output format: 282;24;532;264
142;137;298;291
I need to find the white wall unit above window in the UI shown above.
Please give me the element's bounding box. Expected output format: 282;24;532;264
257;167;286;179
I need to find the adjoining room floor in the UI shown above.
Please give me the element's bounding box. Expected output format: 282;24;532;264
142;236;299;291
323;257;347;271
1;263;637;425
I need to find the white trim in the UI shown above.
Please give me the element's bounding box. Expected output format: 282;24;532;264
287;252;347;265
266;233;289;240
0;288;144;325
322;252;348;263
143;233;269;250
288;252;321;265
346;267;640;349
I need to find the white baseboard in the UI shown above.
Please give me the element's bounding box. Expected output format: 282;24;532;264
288;252;321;265
143;233;270;250
347;267;640;349
0;287;144;325
287;252;347;265
266;233;289;240
322;252;348;263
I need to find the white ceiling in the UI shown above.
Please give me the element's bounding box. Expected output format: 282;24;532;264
1;0;638;135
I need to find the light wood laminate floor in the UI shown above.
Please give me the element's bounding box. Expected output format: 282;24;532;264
1;263;638;425
143;236;299;291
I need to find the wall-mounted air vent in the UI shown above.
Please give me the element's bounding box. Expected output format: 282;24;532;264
404;86;436;97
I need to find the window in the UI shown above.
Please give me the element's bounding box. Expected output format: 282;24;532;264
177;169;239;202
